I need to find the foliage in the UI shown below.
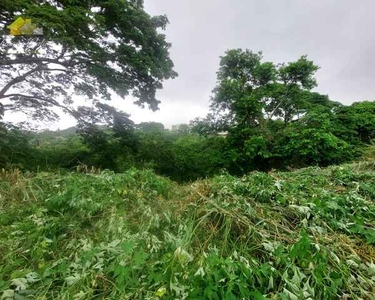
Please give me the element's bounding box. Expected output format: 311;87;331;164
210;50;323;129
0;0;177;121
0;122;37;170
77;105;139;172
190;114;223;136
192;49;375;172
0;111;373;181
362;144;375;161
134;122;176;175
1;162;375;299
173;135;227;181
273;108;355;167
0;122;228;181
35;135;90;170
333;101;375;144
2;45;375;178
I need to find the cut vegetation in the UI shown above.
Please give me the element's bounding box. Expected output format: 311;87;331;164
1;161;374;299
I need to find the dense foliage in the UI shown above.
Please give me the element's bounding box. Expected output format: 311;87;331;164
1;162;375;299
1;97;375;182
0;0;176;121
191;50;375;174
0;121;229;182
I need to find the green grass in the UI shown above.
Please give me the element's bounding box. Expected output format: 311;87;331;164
0;163;375;299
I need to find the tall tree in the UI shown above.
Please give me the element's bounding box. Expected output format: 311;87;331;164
0;0;177;122
204;49;347;172
210;49;322;129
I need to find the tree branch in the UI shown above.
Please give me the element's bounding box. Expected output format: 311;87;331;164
0;65;74;99
0;57;65;66
0;65;43;98
43;68;71;73
2;93;85;123
2;93;71;114
268;86;293;121
0;52;95;68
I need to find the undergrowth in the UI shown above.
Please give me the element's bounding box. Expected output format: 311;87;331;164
0;163;374;299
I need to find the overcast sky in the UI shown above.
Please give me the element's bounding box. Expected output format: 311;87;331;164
6;0;375;129
138;0;375;128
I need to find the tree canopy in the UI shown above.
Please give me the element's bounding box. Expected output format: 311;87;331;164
0;0;177;122
210;49;332;130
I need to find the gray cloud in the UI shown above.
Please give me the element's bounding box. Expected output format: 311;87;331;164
143;0;375;119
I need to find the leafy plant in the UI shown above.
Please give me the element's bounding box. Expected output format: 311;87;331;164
1;161;374;299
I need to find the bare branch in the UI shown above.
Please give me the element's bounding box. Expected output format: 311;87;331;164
2;93;84;122
0;65;43;98
0;65;74;99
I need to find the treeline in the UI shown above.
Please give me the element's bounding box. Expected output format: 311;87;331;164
1;99;374;182
0;122;226;181
1;50;375;181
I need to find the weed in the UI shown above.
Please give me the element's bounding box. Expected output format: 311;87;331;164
0;163;374;299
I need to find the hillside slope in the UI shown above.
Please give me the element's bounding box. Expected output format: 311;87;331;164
1;163;375;299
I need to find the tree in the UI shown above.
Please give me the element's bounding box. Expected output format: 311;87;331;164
274;108;354;167
0;0;177;122
135;122;175;175
172;135;227;181
35;134;90;170
200;49;349;173
174;123;191;135
333;101;375;144
77;104;139;171
0;122;36;169
136;122;166;133
211;49;323;130
190;113;226;136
